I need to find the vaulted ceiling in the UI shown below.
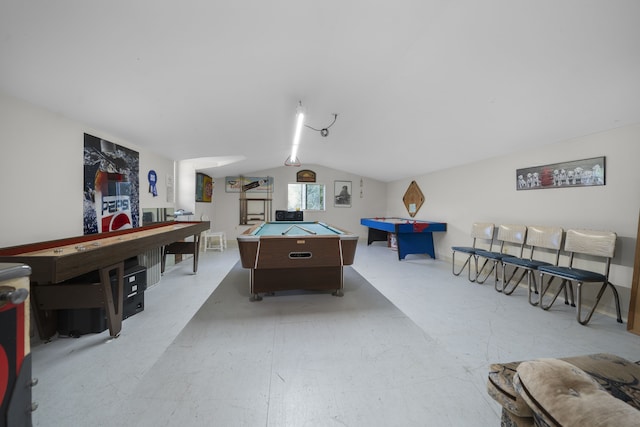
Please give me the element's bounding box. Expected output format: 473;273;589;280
2;1;639;182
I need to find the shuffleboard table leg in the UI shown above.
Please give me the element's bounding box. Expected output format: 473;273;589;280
100;262;124;338
192;234;200;273
30;285;57;341
160;246;166;274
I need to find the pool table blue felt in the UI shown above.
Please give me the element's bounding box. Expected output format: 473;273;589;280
250;221;346;237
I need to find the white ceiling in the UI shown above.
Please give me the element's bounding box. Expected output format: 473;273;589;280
1;1;639;182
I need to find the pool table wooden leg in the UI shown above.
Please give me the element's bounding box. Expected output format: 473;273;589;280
332;267;344;297
249;270;263;301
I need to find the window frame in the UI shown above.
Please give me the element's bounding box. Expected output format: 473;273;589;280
287;182;326;211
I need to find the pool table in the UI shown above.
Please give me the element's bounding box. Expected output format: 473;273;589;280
237;221;358;301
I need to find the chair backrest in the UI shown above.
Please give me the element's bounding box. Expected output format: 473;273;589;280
526;226;564;250
470;223;495;240
470;223;495;250
495;224;527;257
525;225;564;263
564;229;616;258
497;224;527;245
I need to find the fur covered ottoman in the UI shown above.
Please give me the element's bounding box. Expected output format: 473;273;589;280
487;353;640;426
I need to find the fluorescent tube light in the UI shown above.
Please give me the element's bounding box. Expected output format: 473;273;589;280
286;103;305;166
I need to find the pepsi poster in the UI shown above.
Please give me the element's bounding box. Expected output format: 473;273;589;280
83;133;140;234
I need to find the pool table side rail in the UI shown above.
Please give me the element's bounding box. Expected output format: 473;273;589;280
237;236;357;269
237;222;358;270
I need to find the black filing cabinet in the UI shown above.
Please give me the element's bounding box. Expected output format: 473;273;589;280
57;260;147;336
122;264;146;320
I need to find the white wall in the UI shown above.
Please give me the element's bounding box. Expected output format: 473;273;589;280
0;91;175;247
2;90;638;321
386;124;640;319
176;160;196;215
209;164;387;243
140;154;175;210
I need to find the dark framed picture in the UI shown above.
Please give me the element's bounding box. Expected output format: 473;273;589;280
296;169;316;182
225;176;273;193
196;172;213;202
334;181;352;207
516;156;605;190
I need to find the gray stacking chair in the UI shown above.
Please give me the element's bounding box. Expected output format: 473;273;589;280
474;224;527;287
538;229;623;325
500;226;564;305
451;223;495;282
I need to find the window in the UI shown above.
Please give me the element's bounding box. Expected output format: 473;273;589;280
288;183;325;211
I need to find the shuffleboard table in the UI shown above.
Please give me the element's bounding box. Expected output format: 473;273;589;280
360;217;447;260
237;221;358;301
0;221;209;340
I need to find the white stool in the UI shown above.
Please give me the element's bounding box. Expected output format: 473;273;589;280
204;231;226;252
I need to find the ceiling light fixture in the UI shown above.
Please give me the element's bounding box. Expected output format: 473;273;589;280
305;113;338;137
285;101;305;166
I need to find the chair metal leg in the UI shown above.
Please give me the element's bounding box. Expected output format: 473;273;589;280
452;251;478;282
576;281;624;325
527;270;539;306
452;251;472;279
539;274;570;311
502;265;526;295
564;282;575;306
474;256;495;284
609;282;624;323
491;260;502;291
497;263;505;292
